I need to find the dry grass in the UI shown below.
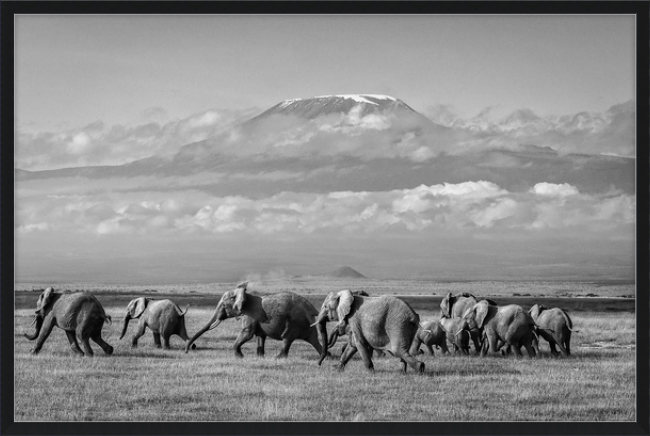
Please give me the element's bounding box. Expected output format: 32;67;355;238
14;301;636;422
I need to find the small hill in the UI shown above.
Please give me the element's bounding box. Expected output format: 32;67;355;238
328;266;367;279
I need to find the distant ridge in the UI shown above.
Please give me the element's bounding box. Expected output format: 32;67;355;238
328;266;367;279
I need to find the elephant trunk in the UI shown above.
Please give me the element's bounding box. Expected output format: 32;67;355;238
312;311;329;366
24;315;43;341
327;329;340;349
185;305;223;353
119;314;131;340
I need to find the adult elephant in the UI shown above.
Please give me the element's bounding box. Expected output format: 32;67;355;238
24;287;113;357
119;297;195;349
312;289;424;373
458;300;536;358
409;320;450;356
185;282;323;358
440;292;496;354
529;304;574;356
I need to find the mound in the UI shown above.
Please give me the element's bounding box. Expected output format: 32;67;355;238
328;266;367;279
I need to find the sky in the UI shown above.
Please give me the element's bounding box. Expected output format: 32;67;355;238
14;15;637;284
16;15;635;133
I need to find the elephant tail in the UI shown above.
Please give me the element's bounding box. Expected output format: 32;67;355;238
561;310;576;331
176;304;190;317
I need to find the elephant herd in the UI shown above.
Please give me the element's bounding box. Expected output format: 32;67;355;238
23;285;575;374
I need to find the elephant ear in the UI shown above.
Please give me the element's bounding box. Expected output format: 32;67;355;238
233;283;248;313
441;292;453;317
37;287;55;311
336;289;354;322
529;304;541;319
475;301;490;329
128;297;148;318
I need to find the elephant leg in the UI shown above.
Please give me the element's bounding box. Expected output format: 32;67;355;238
162;335;171;349
553;338;568;356
91;331;113;355
304;327;324;357
79;334;94;357
354;338;374;372
336;343;358;372
131;321;147;348
176;325;196;351
470;330;482;355
31;318;56;355
565;331;571;356
276;337;294;358
233;328;255;358
509;342;523;358
425;344;435;356
549;341;559;356
523;341;536;359
256;335;266;357
65;331;84;356
392;347;424;374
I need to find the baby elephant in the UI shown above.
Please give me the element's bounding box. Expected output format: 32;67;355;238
409;320;450;356
120;297;195;350
439;315;470;355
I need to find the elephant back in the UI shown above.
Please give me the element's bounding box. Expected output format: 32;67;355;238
58;293;107;329
262;292;319;326
538;307;570;329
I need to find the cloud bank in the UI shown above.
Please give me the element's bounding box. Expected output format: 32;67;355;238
15;101;635;171
16;181;634;240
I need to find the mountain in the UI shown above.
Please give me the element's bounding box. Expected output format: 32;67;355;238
327;266;367;279
246;94;434;125
15;95;635;197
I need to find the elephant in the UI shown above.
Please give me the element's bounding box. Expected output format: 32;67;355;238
312;289;424;373
529;304;574;356
440;292;497;353
24;287;113;357
119;297;195;349
185;282;324;358
409;320;450;356
458;300;536;358
438;316;470;355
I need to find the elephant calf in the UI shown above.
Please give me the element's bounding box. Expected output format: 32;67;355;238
410;320;450;356
529;304;574;356
25;287;113;357
438;316;470;355
120;297;194;350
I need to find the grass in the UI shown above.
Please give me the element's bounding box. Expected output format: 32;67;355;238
14;290;636;422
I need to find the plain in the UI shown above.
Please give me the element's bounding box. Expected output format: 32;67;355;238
13;280;636;422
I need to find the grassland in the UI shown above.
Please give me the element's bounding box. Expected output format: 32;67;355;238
13;280;636;422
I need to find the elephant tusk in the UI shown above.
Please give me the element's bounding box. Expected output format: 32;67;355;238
455;329;465;336
421;329;432;333
208;319;222;331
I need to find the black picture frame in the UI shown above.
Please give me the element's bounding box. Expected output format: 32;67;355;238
2;2;648;435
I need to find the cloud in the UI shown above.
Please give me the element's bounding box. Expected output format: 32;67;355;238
15;108;259;171
15;180;634;242
532;182;579;197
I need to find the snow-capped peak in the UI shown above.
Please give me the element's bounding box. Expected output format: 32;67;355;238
313;94;397;105
279;94;398;108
